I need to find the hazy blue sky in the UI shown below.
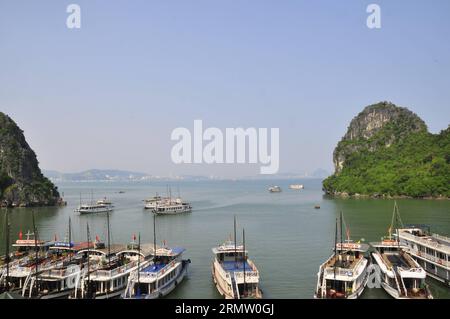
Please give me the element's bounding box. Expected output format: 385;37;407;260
1;0;449;177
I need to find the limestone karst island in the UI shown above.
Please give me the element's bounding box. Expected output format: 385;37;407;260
323;102;450;199
0;112;61;207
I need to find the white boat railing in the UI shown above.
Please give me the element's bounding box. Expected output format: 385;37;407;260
409;250;450;268
138;261;177;279
91;261;138;278
400;231;450;253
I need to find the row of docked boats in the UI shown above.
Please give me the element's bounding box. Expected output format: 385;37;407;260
315;202;449;299
0;211;261;299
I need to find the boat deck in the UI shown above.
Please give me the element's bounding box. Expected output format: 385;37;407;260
382;252;416;269
141;263;166;273
326;254;362;270
221;261;251;272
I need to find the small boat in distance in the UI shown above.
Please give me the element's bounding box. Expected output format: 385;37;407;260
289;184;304;190
371;202;433;299
268;186;282;193
315;212;369;299
397;227;450;287
211;217;262;299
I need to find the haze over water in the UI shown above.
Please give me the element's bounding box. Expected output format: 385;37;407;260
1;179;449;299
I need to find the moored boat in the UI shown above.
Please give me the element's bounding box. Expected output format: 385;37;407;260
211;217;262;299
314;212;369;299
370;202;433;299
397;227;449;287
123;215;190;299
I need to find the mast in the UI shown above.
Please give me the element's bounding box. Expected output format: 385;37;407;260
243;228;246;298
394;201;403;247
107;210;111;267
234;216;237;267
69;217;72;262
137;233;141;286
32;210;39;292
86;222;91;299
153;214;156;259
340;211;343;250
333;217;338;281
4;209;10;288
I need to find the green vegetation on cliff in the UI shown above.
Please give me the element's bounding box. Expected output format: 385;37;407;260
0;112;60;207
323;102;450;198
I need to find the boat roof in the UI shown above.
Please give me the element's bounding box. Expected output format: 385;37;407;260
50;241;95;251
78;244;127;255
155;246;186;257
12;240;54;248
212;242;247;255
336;242;369;253
370;240;405;248
398;228;450;254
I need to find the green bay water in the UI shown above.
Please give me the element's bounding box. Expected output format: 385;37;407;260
0;179;449;299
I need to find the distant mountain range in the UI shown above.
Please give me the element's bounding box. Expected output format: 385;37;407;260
43;169;330;182
43;169;153;182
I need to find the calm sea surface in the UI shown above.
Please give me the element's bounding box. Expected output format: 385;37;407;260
0;179;449;299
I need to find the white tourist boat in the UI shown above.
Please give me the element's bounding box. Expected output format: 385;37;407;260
315;213;370;299
22;241;94;299
75;194;114;215
79;242;153;299
370;203;433;299
153;198;192;215
211;218;262;299
76;212;153;299
268;186;282;193
289;184;304;190
144;195;167;210
123;246;190;299
123;215;190;299
397;227;449;286
3;225;55;292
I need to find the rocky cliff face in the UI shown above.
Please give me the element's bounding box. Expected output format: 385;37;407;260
0;112;60;207
333;102;427;174
323;102;449;198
